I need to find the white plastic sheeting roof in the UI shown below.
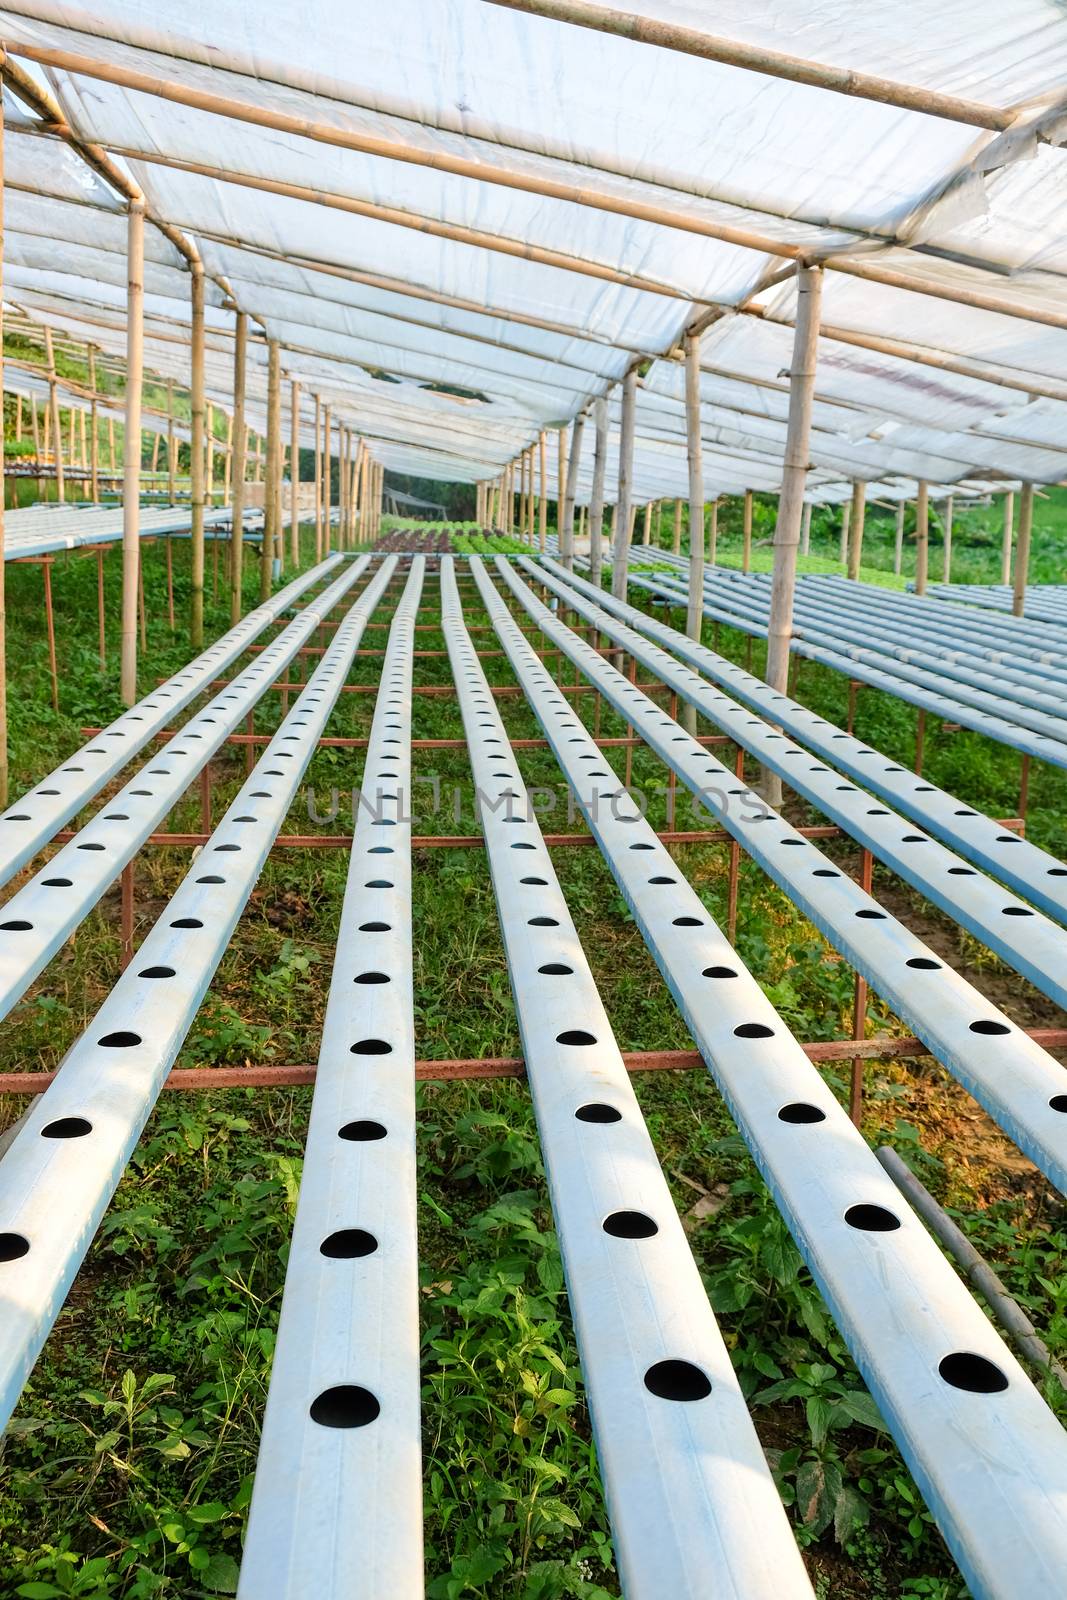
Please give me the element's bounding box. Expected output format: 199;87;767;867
1;1;1066;496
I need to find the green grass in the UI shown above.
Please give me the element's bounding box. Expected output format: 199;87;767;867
0;523;1064;1598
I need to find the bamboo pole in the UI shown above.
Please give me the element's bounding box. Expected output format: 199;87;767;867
313;394;323;562
709;499;718;564
1001;490;1015;586
894;501;906;575
847;479;866;580
166;377;175;504
205;400;214;510
1013;482;1034;618
742;488;753;573
44;327;64;503
30;395;42;500
262;339;280;599
349;438;360;542
321;405;331;537
121;195;145;706
672;498;682;555
838;498;850;565
88;344;99;502
611;368;637;602
189;261;206;644
339;426;348;546
222;411;233;505
538;430;547;552
229;310;247;625
527;445;536;544
289;378;301;566
561;413;586;571
765;264;822;698
588;396;608;588
914;480;929;595
108;416;116;472
13;394;20;444
642;500;652;546
684;331;704;646
800;500;811;556
79;405;90;496
942;494;954;583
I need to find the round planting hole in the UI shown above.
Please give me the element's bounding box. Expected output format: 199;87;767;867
938;1352;1008;1394
350;1039;392;1055
557;1030;596;1046
703;966;738;979
309;1385;381;1428
970;1020;1010;1036
539;963;573;975
672;916;703;927
0;920;32;932
354;972;390;985
320;1228;378;1259
365;880;393;890
855;909;886;920
1049;1095;1067;1113
520;876;548;886
845;1204;901;1233
98;1031;141;1048
41;878;72;888
172;917;203;929
338;1120;387;1141
41;1116;92;1139
0;1232;30;1262
778;1103;826;1124
734;1022;774;1039
603;1210;658;1239
906;957;941;970
575;1104;622;1123
359;921;390;932
138;966;175;979
528;916;559;927
643;1360;712;1402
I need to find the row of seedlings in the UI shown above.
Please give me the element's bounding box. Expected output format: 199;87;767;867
493;559;1067;1197
540;557;1067;923
0;552;347;887
440;559;814;1600
0;556;399;1428
472;556;1067;1600
0;558;373;1023
239;559;426;1599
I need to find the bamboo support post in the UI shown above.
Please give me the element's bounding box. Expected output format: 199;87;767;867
538;430;547;551
166;377;176;504
44;327;64;503
205;401;214;510
289;378;301;567
847;479;866;579
262;340;281;599
313;394;323;562
189;260;206;645
742;488;753;572
709;499;718;564
88;345;99;502
765;264;822;699
229;310;247;625
121;196;145;706
914;479;929;596
942;494;954;584
589;396;608;587
1013;481;1034;618
893;501;906;574
1001;490;1015;586
610;368;637;601
561;411;585;571
672;497;682;555
684;331;704;647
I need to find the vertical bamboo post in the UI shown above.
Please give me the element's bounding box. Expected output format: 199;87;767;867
349;439;360;541
121;195;145;706
709;498;719;565
205;400;214;510
914;480;929;595
684;331;705;645
893;501;906;574
339;426;348;546
942;494;954;583
262;339;280;600
588;395;608;588
1001;490;1015;586
0;110;6;803
1013;482;1034;618
518;450;528;541
838;499;850;565
223;411;233;505
30;396;42;500
642;501;652;545
528;445;537;543
556;427;566;543
538;430;547;551
669;497;680;555
189;260;206;644
88;345;100;502
289;379;301;567
108;416;116;473
800;500;811;556
229;310;247;626
847;479;866;580
610;367;637;602
321;404;331;542
765;263;822;698
14;394;20;443
44;327;64;503
313;394;323;563
166;377;176;504
742;488;753;573
561;411;585;571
